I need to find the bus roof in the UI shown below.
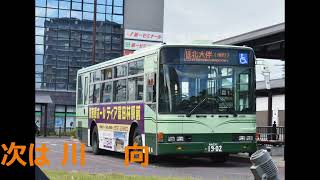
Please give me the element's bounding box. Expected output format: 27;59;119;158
77;43;253;75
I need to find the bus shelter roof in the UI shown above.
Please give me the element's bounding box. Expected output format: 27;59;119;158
35;94;53;104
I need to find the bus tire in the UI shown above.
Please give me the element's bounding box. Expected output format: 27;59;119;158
130;127;143;160
133;127;142;146
92;125;102;155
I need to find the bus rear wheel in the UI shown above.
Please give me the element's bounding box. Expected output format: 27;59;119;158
92;125;102;155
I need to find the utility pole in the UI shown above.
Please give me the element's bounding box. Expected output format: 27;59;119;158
92;0;97;65
262;63;272;126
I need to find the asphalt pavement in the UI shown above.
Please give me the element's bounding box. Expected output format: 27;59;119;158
36;137;284;180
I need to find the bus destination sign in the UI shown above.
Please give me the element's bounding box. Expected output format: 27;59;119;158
183;49;230;63
178;48;251;65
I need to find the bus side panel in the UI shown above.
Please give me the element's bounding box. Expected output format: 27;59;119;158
144;53;159;155
76;73;89;145
88;103;144;153
144;104;157;155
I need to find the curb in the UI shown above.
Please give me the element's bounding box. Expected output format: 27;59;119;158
36;136;71;139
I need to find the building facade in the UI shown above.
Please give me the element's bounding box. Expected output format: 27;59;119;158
35;0;164;134
35;0;125;133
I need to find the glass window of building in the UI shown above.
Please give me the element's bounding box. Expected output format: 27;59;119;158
83;3;94;12
66;105;76;129
55;110;65;129
71;10;82;19
59;9;70;18
112;15;123;24
36;17;45;27
67;106;76;113
36;0;46;7
72;2;82;11
47;8;59;18
113;6;123;15
36;65;43;73
83;0;94;3
97;5;106;13
36;73;42;83
59;1;71;10
35;0;124;91
55;105;65;112
114;0;123;6
36;55;43;64
97;0;106;5
97;13;105;21
47;0;59;9
83;12;94;20
107;0;113;5
36;7;46;17
77;76;83;105
35;104;42;111
106;6;112;14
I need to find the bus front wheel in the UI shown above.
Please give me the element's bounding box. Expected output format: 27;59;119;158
92;125;102;155
132;128;142;146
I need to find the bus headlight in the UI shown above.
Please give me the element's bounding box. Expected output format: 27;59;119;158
246;136;253;141
176;136;184;142
239;136;246;141
168;136;175;142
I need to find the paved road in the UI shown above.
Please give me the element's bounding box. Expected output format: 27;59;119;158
36;137;284;180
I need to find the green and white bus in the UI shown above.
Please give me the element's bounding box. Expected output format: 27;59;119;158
76;43;256;162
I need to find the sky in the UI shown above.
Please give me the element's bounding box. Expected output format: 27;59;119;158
163;0;285;43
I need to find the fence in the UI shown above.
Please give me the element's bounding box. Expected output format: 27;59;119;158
256;126;285;145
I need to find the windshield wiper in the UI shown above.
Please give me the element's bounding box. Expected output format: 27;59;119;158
186;97;208;117
215;96;238;117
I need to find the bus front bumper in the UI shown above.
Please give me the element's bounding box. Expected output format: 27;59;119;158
157;142;256;155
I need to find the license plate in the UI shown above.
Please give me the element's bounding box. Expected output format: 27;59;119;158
207;143;223;152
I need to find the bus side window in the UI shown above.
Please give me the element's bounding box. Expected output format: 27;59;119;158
84;77;88;105
146;72;156;102
77;76;83;105
153;73;156;102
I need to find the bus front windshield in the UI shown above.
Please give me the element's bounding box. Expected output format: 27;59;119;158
158;64;255;114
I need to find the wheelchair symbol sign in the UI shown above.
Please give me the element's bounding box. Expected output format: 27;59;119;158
239;53;248;64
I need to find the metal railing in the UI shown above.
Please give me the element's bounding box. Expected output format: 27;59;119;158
256;126;285;145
